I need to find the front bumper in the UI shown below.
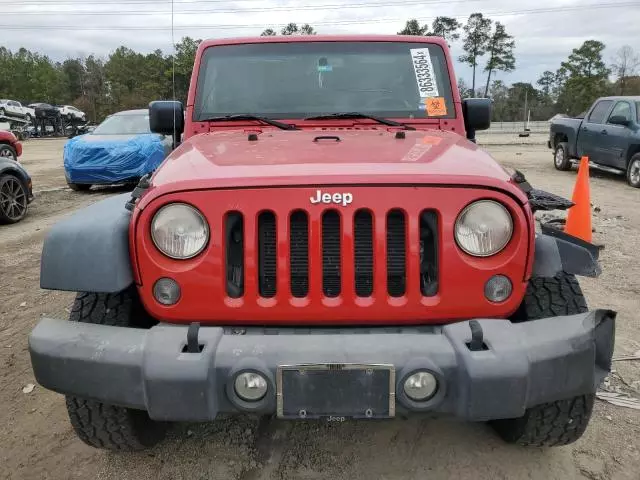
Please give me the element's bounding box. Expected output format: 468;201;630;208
29;310;615;422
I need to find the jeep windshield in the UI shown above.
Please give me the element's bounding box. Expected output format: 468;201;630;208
193;41;455;121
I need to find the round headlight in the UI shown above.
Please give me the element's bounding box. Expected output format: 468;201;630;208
151;203;209;259
455;200;513;257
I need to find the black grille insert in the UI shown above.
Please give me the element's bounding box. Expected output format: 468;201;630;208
354;210;374;297
322;210;341;297
290;211;309;298
258;211;277;297
225;211;244;298
420;210;439;296
386;210;406;297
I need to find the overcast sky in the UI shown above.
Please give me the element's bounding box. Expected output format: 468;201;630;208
2;0;638;87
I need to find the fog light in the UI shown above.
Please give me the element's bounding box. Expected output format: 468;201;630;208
484;275;512;303
234;372;268;402
403;371;438;401
153;278;181;305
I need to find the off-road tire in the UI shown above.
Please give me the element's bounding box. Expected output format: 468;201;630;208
491;394;595;446
626;153;640;188
65;289;165;451
553;142;572;171
511;271;588;322
495;273;593;446
67;181;91;191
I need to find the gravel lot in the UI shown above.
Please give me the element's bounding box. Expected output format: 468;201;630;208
1;137;638;480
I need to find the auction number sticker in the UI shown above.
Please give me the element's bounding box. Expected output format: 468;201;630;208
410;48;439;99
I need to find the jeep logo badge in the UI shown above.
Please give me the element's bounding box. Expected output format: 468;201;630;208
310;190;353;207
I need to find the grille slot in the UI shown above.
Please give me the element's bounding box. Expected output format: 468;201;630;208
354;210;374;297
386;210;406;297
225;211;244;298
322;210;341;297
420;210;439;296
258;211;277;298
290;211;309;298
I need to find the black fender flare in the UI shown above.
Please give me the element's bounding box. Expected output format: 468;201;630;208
40;193;134;293
532;229;602;278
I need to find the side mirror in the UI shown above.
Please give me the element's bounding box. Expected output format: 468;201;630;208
462;98;492;143
149;101;184;147
609;115;630;127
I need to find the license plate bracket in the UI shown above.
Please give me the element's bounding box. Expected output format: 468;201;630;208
276;363;395;419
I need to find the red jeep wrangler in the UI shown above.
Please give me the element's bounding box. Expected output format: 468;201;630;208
29;35;615;451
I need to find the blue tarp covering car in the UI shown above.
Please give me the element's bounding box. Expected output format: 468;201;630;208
63;109;171;191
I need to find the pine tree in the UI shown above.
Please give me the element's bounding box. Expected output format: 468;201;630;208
459;13;492;94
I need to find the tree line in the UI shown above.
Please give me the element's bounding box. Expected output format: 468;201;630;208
483;41;639;122
1;18;638;124
0;36;202;123
399;14;640;120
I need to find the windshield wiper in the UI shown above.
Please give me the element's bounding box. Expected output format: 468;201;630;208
200;114;298;131
304;112;415;130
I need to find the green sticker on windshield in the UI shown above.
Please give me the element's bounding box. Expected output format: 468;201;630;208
318;57;332;73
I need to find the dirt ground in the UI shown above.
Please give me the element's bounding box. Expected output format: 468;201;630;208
1;137;638;480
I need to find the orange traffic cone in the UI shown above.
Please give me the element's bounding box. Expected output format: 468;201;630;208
564;156;592;242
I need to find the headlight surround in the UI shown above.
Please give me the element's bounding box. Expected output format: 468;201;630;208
455;200;513;257
151;203;209;259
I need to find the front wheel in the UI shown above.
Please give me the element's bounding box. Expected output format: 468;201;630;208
0;174;28;224
494;272;593;446
491;394;595;447
65;289;165;451
511;272;588;322
553;142;572;171
626;153;640;188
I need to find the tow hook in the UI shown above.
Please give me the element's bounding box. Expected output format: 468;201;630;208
467;320;485;351
186;322;203;353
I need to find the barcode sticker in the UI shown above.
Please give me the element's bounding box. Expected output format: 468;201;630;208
410;48;439;99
